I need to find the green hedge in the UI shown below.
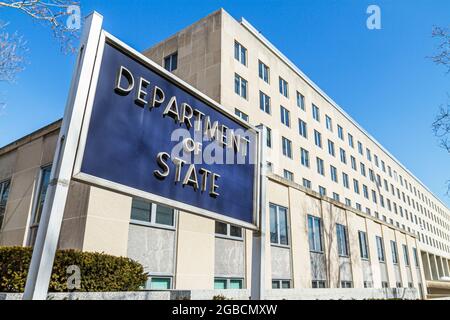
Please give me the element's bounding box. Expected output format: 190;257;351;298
0;246;148;292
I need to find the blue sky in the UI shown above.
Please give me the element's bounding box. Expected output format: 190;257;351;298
0;0;449;206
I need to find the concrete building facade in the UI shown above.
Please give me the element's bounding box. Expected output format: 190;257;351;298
0;9;449;298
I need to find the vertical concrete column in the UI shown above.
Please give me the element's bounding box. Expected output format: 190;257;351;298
438;256;445;278
431;254;439;280
421;252;432;281
444;258;450;277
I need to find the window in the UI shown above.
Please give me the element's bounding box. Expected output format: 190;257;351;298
348;134;354;148
376;236;385;262
337;125;344;140
302;178;312;189
163;52;178;72
402;244;410;266
131;199;175;227
283;169;294;181
0;179;11;230
325;115;333;131
336;224;349;257
366;148;372;161
280;106;290;127
29;166;52;245
234;73;247;99
341;281;353;288
316;157;325;176
330;165;338;183
345;198;351;206
270;204;289;245
358;141;363;155
234;41;247;65
258;60;269;83
265;126;272;148
234;108;249;122
314;130;322;148
382;281;389;288
360;163;366;176
332;193;340;202
297;91;305;110
413;247;419;267
308;215;323;252
298;119;307;138
319;186;326;196
391;240;399;264
328;140;335;156
259;91;271;114
279;77;289;97
272;279;291;289
215;221;243;239
312;104;320;122
342;172;349;189
215;278;244;289
300;148;310;167
312;280;326;288
351;156;357;171
282;137;292;158
340;148;347;164
353;179;360;194
147;276;172;289
363;185;369;199
364;281;373;288
358;231;369;260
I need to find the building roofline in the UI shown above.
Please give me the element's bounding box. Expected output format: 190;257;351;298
238;16;449;212
0;119;62;157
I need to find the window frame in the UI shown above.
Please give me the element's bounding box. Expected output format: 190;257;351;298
130;199;177;230
270;203;290;246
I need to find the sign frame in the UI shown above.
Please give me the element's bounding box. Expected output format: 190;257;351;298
71;31;261;230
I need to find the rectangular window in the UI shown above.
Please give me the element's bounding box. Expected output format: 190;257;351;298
265;126;272;148
131;199;175;227
391;240;399;264
280;106;290;127
316;157;325;176
297;91;305;110
330;165;338;183
358;231;369;260
413;247;419;267
283;169;294;181
332;193;340;202
319;186;326;196
348;134;354;148
298;119;307;138
234;41;247;65
312;104;320;122
376;236;385;262
327;139;335;156
234;108;249;122
215;278;244;289
308;215;323;253
325;115;333;131
358;141;363;155
215;221;243;239
340;148;347;164
163;52;178;72
300;148;310;167
337;125;344;140
148;276;172;289
341;281;353;288
270;203;289;245
353;179;360;194
32;166;52;226
363;185;369;199
258;60;269;83
279;77;289;97
312;280;326;288
314;130;322;148
234;73;247;99
302;178;312;189
272;279;291;289
336;224;349;257
402;244;410;266
351;156;357;171
366;148;372;161
0;179;11;230
360;163;366;176
259;91;271;114
342;172;349;189
282;137;292;159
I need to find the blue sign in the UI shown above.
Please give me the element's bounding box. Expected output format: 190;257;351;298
76;40;258;226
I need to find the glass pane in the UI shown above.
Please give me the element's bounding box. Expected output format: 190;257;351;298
214;279;227;289
0;180;10;216
131;199;151;222
229;279;243;289
155;204;174;226
281;281;290;289
171;53;178;70
150;277;171;289
34;166;52;224
308;216;314;251
215;221;227;235
270;205;278;244
314;218;322;252
272;281;280;289
279;207;288;245
230;225;242;238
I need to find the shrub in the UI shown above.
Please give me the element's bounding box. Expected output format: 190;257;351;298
0;246;148;292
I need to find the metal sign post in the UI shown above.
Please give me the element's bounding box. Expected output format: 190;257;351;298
23;12;103;300
251;125;267;300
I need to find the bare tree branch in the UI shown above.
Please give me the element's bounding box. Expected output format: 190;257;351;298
0;0;81;53
432;102;450;154
0;22;27;83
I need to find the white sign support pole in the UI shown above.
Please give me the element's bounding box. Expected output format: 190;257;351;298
23;12;103;300
251;125;267;300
